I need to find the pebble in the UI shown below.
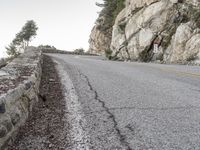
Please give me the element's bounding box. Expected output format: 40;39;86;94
49;143;53;148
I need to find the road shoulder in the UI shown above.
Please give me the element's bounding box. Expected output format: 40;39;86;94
7;55;69;149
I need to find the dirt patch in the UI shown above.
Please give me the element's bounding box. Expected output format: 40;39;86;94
7;55;70;150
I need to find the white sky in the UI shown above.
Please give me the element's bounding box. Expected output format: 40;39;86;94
0;0;102;58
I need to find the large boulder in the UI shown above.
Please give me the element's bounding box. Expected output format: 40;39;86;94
89;0;200;64
163;22;198;62
88;25;111;55
111;0;200;63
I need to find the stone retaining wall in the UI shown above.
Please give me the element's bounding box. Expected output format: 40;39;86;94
0;47;42;149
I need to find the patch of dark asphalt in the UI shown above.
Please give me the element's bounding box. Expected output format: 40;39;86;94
7;55;70;150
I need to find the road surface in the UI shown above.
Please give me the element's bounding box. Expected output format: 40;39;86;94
48;54;200;150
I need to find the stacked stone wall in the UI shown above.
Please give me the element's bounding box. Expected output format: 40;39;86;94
0;47;42;149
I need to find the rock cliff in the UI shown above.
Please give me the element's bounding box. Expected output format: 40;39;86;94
88;0;126;56
88;21;112;55
89;0;200;64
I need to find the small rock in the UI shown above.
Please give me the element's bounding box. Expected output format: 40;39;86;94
49;79;55;82
0;125;7;138
2;118;13;132
11;112;20;126
49;134;54;139
0;70;9;76
0;103;6;113
49;143;53;148
25;81;32;90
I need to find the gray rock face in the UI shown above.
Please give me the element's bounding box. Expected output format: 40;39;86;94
111;0;200;63
0;59;6;68
88;17;112;55
90;0;200;64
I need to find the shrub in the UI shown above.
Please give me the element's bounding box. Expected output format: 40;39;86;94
105;49;113;59
74;48;85;54
38;45;57;50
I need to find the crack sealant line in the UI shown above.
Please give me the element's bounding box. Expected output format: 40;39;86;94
54;60;90;150
78;70;132;150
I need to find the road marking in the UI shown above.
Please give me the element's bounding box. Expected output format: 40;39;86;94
129;62;200;78
54;60;91;150
158;68;200;78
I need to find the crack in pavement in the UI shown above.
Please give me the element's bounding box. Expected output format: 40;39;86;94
78;70;132;150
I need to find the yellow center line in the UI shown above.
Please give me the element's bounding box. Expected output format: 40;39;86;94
158;68;200;78
130;62;200;78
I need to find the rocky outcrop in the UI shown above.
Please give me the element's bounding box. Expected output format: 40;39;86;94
88;0;126;56
90;0;200;64
88;17;112;55
0;59;6;69
0;47;42;149
111;0;200;63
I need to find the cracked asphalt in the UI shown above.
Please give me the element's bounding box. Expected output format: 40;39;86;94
48;54;200;150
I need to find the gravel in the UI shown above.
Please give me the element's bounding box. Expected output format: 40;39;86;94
7;55;70;150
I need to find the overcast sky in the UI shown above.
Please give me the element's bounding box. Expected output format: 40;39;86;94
0;0;102;58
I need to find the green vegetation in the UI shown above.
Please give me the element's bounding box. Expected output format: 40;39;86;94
96;0;125;32
38;45;57;50
161;25;177;51
160;3;200;54
105;49;113;59
5;43;19;57
96;0;125;58
139;46;151;62
112;0;126;21
6;20;38;56
74;48;85;54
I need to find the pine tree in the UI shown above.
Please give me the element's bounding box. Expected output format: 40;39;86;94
20;20;38;47
6;20;38;56
5;43;19;57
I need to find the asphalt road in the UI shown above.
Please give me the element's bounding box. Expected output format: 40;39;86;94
48;54;200;150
